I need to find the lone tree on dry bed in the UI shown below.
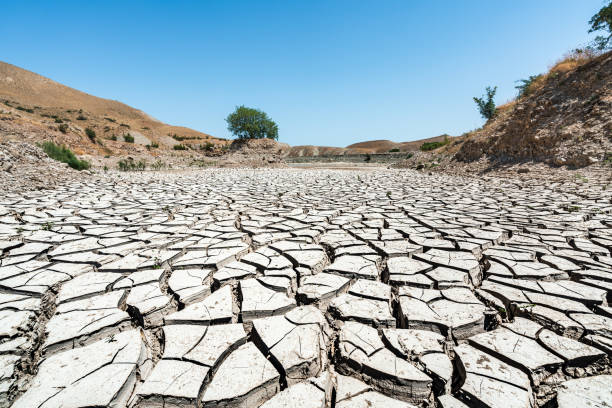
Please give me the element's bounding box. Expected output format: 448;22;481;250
225;105;278;140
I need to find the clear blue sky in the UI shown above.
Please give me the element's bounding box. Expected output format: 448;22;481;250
1;1;604;146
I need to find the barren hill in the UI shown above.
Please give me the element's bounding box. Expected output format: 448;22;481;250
0;61;227;159
289;135;451;157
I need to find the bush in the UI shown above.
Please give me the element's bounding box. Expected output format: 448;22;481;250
117;158;146;171
54;118;63;123
123;134;134;143
226;105;278;140
173;144;187;150
473;86;497;120
76;114;87;120
202;142;215;151
85;128;96;142
389;148;400;153
515;75;543;98
41;141;90;170
110;135;117;141
150;160;167;170
120;123;130;128
16;106;34;113
151;142;159;148
420;135;450;151
58;124;68;134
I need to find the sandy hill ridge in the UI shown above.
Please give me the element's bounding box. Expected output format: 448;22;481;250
0;61;227;159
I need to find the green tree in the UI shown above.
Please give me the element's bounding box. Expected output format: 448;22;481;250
589;1;612;50
225;105;278;140
515;75;542;98
473;86;497;121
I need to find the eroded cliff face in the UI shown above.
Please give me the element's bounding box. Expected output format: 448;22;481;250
456;52;612;167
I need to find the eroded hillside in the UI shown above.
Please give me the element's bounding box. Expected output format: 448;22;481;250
456;51;612;167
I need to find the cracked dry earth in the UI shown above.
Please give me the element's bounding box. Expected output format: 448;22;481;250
0;169;611;408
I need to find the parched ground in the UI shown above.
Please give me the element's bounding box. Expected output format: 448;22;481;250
0;168;611;408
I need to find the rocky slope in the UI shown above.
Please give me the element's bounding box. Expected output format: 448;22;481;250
0;141;93;193
456;51;612;167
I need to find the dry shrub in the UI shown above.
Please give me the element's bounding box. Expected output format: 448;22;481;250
496;99;517;113
549;48;602;73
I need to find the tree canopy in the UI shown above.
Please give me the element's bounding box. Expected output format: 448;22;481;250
225;105;278;140
589;1;612;50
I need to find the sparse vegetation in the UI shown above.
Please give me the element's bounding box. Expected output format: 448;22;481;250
120;123;130;128
16;106;34;113
58;124;68;134
389;148;400;153
41;141;90;170
54;118;63;123
202;142;215;152
150;160;167;170
76;114;87;120
473;86;497;120
173;144;187;150
189;159;216;168
226;105;278;140
110;135;117;141
151;142;159;148
171;134;202;141
117;158;146;171
104;117;116;123
85;127;96;142
123;134;134;143
420;135;450;151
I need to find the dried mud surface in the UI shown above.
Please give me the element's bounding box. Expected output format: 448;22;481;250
0;168;611;408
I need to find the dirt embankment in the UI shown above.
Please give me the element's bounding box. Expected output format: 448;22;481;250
456;51;612;167
220;138;291;167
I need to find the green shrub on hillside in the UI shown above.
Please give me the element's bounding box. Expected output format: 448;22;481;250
76;114;87;120
173;144;187;150
85;128;96;142
473;86;497;120
58;124;68;134
420;135;450;151
515;75;542;98
41;141;90;170
123;134;134;143
389;148;400;152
